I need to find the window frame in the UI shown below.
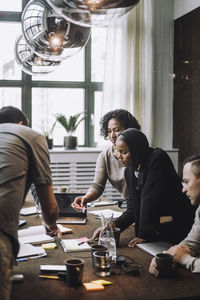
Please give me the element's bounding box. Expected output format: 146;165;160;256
0;0;103;147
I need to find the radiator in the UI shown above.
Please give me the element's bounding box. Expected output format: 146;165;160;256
49;148;125;203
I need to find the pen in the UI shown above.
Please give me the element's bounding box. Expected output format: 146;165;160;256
17;258;28;262
82;207;86;213
78;238;93;245
78;241;85;246
39;275;60;280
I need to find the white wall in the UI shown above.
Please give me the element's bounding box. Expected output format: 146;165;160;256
174;0;200;19
152;0;174;149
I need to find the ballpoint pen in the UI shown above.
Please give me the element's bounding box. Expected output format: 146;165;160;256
39;275;60;280
78;238;94;246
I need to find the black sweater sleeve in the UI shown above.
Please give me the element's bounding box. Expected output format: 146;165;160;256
113;168;136;231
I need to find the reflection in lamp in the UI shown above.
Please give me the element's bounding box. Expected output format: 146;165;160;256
46;0;140;27
21;0;90;61
15;35;60;76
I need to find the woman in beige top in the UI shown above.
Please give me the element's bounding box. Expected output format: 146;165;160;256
72;109;141;209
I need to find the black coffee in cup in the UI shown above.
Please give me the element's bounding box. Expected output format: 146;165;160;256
65;259;84;287
156;253;173;277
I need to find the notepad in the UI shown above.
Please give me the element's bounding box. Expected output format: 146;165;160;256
60;239;91;253
17;243;46;258
83;282;104;291
18;224;72;245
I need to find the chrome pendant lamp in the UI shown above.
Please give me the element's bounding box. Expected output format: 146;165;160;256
46;0;140;27
21;0;91;61
15;34;60;75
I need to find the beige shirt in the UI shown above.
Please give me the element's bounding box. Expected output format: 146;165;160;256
87;146;128;199
179;205;200;272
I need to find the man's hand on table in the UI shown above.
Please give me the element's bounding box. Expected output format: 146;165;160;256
44;223;62;239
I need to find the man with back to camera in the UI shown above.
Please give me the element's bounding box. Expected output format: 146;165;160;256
149;154;200;275
0;106;62;300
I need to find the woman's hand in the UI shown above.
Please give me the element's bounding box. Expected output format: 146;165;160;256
71;195;88;210
128;237;146;248
91;227;102;241
91;222;116;241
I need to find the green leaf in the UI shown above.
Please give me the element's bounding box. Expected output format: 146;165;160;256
56;112;86;134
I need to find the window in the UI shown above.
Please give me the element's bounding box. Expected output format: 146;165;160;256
0;88;21;108
0;0;107;147
0;23;22;80
0;1;22;12
32;88;85;146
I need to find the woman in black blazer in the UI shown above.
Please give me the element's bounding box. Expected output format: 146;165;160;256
114;128;195;247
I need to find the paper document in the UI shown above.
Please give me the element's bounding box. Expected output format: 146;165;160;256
88;209;123;219
87;201;115;207
20;206;37;215
18;224;72;245
18;234;54;245
17;243;46;258
60;238;91;253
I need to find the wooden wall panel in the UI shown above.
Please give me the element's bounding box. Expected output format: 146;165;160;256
173;6;200;174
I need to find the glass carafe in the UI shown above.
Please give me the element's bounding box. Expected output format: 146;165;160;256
98;213;116;263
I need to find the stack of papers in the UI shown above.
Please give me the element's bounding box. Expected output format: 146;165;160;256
18;224;72;245
88;209;123;219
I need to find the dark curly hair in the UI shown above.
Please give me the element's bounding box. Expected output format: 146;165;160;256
100;109;141;139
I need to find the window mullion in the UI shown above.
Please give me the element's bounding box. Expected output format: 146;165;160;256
22;72;32;126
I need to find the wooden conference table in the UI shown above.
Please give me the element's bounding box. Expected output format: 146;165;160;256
11;200;200;300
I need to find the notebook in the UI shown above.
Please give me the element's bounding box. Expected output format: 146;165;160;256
18;224;72;245
17;243;46;258
55;192;87;224
136;241;172;256
60;238;91;253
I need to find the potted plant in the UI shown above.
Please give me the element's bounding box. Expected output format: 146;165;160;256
43;120;57;149
56;112;85;150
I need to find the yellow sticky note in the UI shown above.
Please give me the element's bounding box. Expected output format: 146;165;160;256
91;280;113;285
83;282;104;291
42;243;57;249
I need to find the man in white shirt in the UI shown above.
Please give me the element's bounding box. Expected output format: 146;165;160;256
149;153;200;275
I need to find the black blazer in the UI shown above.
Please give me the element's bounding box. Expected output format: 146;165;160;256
114;148;195;243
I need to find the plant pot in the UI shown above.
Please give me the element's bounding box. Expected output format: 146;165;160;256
64;136;77;150
46;138;53;149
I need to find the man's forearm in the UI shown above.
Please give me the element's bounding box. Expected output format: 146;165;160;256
35;184;58;227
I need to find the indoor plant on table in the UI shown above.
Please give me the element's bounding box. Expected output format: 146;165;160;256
56;112;85;150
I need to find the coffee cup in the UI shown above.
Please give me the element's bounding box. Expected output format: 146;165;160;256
93;250;111;277
155;253;173;277
91;244;107;268
65;259;84;287
58;186;67;193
